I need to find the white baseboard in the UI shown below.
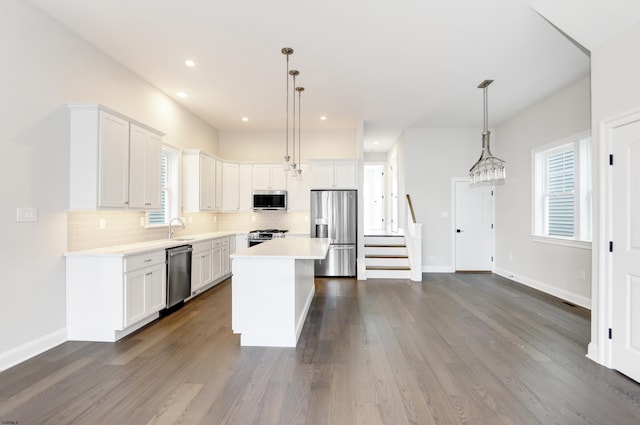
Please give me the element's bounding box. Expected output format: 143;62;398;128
0;328;67;372
494;268;591;309
422;265;455;273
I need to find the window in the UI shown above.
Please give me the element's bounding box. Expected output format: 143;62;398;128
147;145;179;226
532;132;591;245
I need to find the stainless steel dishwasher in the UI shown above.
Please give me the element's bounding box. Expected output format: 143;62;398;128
165;244;193;311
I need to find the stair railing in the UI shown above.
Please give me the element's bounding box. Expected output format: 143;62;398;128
405;194;422;281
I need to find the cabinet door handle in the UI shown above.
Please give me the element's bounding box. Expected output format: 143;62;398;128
145;202;151;206
145;272;152;276
144;259;152;262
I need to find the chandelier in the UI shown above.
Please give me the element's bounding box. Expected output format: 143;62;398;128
282;47;305;179
469;80;506;184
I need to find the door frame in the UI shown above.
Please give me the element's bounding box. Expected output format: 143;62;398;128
595;108;640;370
451;177;495;272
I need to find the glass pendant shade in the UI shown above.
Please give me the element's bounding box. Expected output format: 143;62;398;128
469;80;505;184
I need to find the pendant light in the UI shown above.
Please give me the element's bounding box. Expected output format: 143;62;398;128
295;86;304;181
281;47;294;170
469;79;506;184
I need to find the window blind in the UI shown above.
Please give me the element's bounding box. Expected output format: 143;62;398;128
547;150;574;237
148;152;168;225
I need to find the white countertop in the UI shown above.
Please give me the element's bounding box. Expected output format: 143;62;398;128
65;231;245;257
231;237;330;260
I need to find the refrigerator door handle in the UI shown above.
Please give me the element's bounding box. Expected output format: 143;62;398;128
331;245;355;250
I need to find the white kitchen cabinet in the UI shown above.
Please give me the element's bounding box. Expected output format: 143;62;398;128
239;164;253;211
68;104;164;210
287;163;310;211
191;237;231;296
221;237;231;275
310;159;358;189
124;256;166;328
215;159;223;211
252;164;287;190
191;239;214;293
183;150;217;212
128;124;162;209
222;162;240;211
212;238;223;282
66;249;166;342
235;234;248;251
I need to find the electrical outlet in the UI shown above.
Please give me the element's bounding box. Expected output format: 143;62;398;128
579;270;586;281
99;218;106;230
16;207;37;222
139;217;145;226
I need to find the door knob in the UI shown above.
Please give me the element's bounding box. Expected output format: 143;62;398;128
456;229;463;233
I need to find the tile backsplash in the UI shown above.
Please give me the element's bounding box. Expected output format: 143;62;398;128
67;209;310;251
215;210;310;234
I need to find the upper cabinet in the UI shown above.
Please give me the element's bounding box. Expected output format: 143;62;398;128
222;162;254;212
221;162;240;211
129;124;162;209
252;164;287;191
309;159;358;189
183;150;217;212
69;104;163;210
239;164;253;211
287;163;311;211
215;159;223;211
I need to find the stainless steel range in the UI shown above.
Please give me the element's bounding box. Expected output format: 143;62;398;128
247;229;288;247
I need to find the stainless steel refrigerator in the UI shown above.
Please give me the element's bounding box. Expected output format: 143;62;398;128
310;189;357;277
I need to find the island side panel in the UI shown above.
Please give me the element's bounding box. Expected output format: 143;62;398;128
294;258;315;342
232;257;299;346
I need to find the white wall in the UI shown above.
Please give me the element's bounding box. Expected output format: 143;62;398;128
403;128;481;271
218;129;357;162
494;76;592;308
589;21;640;364
0;0;219;369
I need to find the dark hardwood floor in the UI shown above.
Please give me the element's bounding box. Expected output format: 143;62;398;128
1;273;640;424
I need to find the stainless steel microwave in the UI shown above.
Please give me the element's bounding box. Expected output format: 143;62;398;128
252;190;287;210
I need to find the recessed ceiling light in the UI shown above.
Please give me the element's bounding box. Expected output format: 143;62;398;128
242;117;249;122
176;91;189;98
373;141;379;145
185;59;195;67
320;116;327;121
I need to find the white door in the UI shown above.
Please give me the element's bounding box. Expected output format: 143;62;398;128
388;153;399;233
364;164;385;230
454;180;493;271
611;117;640;382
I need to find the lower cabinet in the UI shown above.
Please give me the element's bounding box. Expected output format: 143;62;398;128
190;236;231;296
66;234;237;342
66;249;167;342
191;239;214;293
124;259;165;328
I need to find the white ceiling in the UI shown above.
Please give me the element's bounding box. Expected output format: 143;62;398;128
30;0;590;152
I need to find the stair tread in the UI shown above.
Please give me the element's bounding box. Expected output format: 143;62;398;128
366;266;411;270
365;244;407;248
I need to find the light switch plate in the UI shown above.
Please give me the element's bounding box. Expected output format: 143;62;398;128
17;207;38;222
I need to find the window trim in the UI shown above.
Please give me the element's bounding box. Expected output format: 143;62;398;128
531;131;591;244
146;144;181;228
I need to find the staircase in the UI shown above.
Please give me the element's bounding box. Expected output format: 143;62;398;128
365;233;411;279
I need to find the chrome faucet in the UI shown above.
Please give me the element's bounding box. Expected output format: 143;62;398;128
168;217;185;240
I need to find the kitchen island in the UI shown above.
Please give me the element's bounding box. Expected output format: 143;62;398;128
230;237;329;347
